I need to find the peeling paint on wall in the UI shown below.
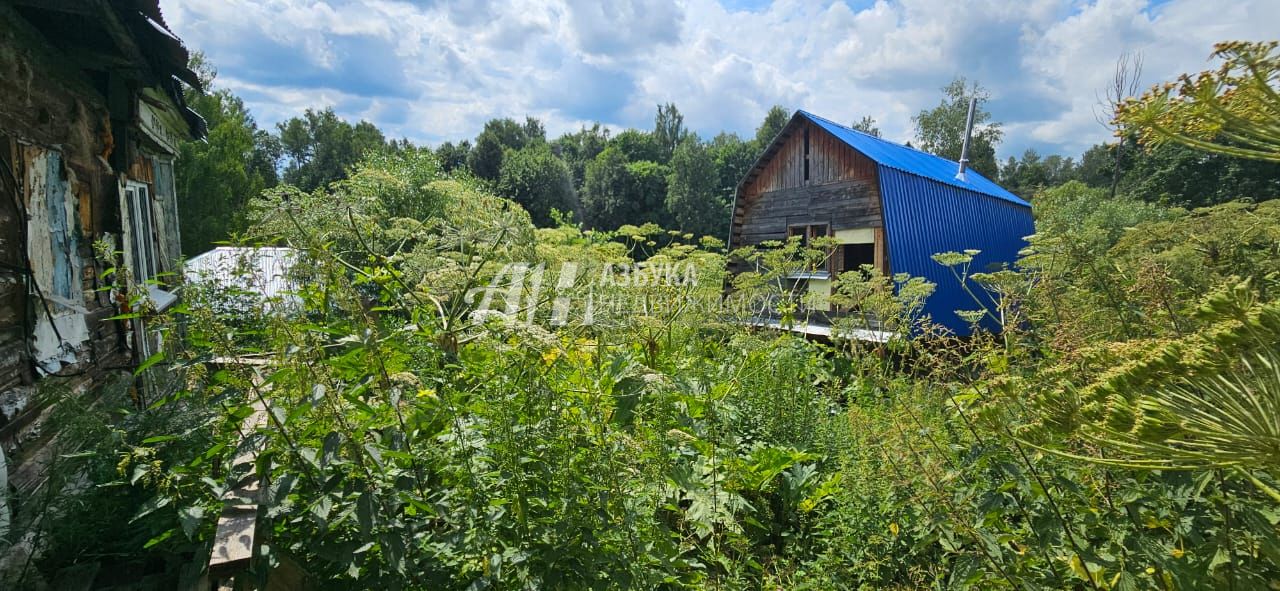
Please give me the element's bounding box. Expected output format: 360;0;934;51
24;147;89;373
0;385;33;426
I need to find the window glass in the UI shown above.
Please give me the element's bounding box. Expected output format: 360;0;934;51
137;185;155;280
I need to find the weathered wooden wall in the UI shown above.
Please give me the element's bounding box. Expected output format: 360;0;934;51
733;119;883;247
0;137;33;442
0;2;129;485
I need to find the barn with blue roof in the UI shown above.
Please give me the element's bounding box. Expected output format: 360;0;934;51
729;110;1034;335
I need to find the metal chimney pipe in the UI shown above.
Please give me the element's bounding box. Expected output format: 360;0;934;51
956;96;977;180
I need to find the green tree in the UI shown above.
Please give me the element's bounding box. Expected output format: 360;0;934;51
708;132;756;204
1042;154;1079;186
468;117;546;180
654;103;687;162
496;144;579;227
754;105;790;148
998;149;1079;197
580;147;671;230
666;136;725;238
552;123;610;189
434;140;472;173
609;129;662;163
625;160;671;227
912;77;1003;178
1078;134;1280;207
386;138;417;153
1078;141;1129;188
467;132;505;181
1119;141;1280;207
278;108;387;192
175;54;279;254
851;115;881;137
581;147;633;229
578;146;670;230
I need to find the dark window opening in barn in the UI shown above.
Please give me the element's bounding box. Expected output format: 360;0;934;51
787;223;828;248
841;243;876;277
787;225;806;246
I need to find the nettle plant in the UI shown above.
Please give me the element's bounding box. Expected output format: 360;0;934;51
56;136;1280;590
120;159;850;588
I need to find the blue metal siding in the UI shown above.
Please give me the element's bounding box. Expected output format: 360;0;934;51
878;166;1035;335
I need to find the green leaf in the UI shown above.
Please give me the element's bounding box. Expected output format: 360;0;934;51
131;496;172;523
610;376;644;429
356;492;375;536
270;404;287;427
310;496;333;523
134;351;165;375
179;505;205;539
143;528;176;549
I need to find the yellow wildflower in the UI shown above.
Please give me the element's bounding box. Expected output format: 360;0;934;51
542;348;561;365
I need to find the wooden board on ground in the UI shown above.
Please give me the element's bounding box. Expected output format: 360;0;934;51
208;366;269;578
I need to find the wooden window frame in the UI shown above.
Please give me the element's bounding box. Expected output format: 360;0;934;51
123;180;177;312
124;181;158;283
787;223;834;274
787;223;830;247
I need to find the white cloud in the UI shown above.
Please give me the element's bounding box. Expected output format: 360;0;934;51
562;0;683;61
161;0;1277;158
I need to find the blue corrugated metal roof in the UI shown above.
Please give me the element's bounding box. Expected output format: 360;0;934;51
798;110;1030;208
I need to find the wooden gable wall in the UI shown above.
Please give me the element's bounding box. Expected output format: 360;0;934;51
732;118;883;247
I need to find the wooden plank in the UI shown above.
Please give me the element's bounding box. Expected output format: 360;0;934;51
737;231;790;245
209;506;259;577
875;227;888;275
208;366;269;578
736;123;891;252
743;316;893;343
742;207;879;226
820;130;828;182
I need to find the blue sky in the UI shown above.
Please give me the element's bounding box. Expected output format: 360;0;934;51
161;0;1277;160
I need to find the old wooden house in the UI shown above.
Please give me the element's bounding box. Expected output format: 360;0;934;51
0;0;203;498
730;110;1034;335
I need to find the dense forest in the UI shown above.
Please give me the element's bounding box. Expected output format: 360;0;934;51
6;38;1280;590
